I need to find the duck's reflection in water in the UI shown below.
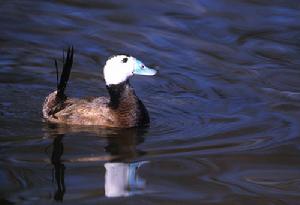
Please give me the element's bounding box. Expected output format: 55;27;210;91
104;129;148;197
45;124;148;200
50;134;65;201
104;160;148;197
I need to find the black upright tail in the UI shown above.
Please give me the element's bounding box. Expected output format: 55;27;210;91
55;46;74;100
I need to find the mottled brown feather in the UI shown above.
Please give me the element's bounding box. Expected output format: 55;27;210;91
43;83;149;128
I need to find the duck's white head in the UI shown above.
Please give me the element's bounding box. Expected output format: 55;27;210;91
103;55;157;86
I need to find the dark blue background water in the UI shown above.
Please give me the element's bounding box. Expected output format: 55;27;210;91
1;0;300;204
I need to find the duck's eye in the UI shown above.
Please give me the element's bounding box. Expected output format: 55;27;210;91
141;65;145;69
122;57;128;63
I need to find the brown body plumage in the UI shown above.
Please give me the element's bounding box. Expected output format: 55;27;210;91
42;48;152;128
43;83;149;127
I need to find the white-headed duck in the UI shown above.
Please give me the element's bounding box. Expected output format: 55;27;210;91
43;47;157;128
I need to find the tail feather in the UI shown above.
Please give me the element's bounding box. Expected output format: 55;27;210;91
42;47;74;119
56;46;74;99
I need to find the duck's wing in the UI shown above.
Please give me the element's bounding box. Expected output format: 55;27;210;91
49;97;115;126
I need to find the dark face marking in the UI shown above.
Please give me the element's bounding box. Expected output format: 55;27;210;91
122;57;128;63
108;54;130;61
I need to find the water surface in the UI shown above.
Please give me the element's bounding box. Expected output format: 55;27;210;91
1;0;300;204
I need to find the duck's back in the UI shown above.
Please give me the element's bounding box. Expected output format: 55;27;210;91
43;92;115;126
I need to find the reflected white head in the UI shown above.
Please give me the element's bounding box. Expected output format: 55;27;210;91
103;55;157;86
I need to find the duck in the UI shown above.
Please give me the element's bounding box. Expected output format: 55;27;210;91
42;47;157;128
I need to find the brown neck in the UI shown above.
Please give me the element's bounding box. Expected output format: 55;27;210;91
106;80;135;109
106;80;150;127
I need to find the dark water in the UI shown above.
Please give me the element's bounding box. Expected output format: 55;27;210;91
1;0;300;204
